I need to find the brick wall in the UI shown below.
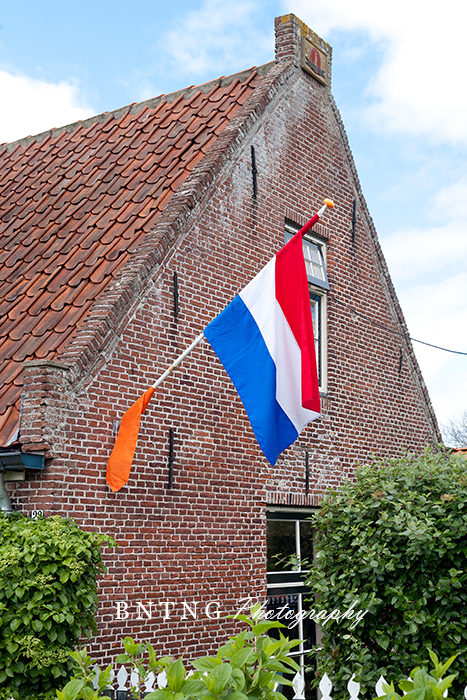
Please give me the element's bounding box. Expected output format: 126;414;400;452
7;14;440;665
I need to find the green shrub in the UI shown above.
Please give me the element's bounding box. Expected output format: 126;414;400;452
0;513;115;700
57;605;300;700
305;448;467;696
377;650;457;700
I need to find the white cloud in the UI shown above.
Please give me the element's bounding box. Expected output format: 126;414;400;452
284;0;467;143
380;176;467;424
432;177;467;220
397;273;467;423
381;177;467;282
0;69;94;144
161;0;273;77
382;222;467;282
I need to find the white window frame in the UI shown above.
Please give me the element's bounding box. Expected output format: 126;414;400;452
285;224;328;394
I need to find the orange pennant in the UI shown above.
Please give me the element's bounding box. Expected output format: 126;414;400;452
106;387;155;492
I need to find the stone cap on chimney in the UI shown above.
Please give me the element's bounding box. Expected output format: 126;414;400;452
275;13;332;87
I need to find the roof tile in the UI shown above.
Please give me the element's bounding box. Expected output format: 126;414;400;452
0;259;23;281
0;404;19;446
0;382;20;407
0;312;27;339
0;360;22;387
0;335;21;361
35;325;76;359
9;312;44;341
71;278;109;307
50;279;88;310
54;299;94;333
12;334;44;361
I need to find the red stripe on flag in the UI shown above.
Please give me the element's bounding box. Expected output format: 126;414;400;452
275;232;320;413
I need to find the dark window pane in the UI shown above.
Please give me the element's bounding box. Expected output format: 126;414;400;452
309;291;321;384
300;520;314;569
267;520;296;571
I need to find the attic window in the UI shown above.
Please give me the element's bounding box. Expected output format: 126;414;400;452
302;239;329;290
285;225;329;290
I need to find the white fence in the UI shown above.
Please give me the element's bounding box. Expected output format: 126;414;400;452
92;667;384;699
78;666;467;699
317;672;387;700
92;665;169;697
316;672;467;700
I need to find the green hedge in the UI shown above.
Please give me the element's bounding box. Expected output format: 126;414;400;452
0;513;115;699
306;448;467;696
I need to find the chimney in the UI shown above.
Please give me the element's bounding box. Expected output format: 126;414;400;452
275;14;332;87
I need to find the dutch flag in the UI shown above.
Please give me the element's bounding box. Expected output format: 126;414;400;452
204;230;321;465
107;204;332;491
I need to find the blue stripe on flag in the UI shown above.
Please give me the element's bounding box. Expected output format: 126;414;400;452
204;295;298;465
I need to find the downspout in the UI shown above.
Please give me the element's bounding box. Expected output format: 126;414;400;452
0;472;12;513
0;394;22;514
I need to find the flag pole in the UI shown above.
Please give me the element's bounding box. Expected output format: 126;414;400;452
152;332;205;388
298;198;334;238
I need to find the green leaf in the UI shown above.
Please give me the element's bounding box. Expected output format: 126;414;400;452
436;655;457;679
191;657;221;672
167;658;186;692
228;614;256;627
263;660;294;674
9;617;21;631
403;690;425;700
182;679;208;696
270;674;295;688
377;635;390;650
399;681;414;692
60;678;85;700
230;647;254;669
251;621;285;636
31;618;43;632
226;693;249;700
231;668;246;691
209;663;232;695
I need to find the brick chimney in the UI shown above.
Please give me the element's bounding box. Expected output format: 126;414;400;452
275;14;332;87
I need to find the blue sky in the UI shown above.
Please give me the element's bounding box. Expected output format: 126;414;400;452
1;0;466;437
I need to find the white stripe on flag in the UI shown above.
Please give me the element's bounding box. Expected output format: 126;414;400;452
239;258;318;433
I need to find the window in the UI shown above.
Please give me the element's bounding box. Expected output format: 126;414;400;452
285;225;328;392
267;508;316;700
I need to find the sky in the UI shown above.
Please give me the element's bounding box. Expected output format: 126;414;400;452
1;0;466;441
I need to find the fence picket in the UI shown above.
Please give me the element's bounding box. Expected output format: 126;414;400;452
145;671;155;692
319;672;333;700
292;670;306;699
130;669;139;689
116;664;128;700
157;668;168;687
347;673;360;700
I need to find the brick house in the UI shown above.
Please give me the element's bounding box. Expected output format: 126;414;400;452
0;12;440;680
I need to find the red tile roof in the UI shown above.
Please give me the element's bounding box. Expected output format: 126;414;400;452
0;66;269;446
